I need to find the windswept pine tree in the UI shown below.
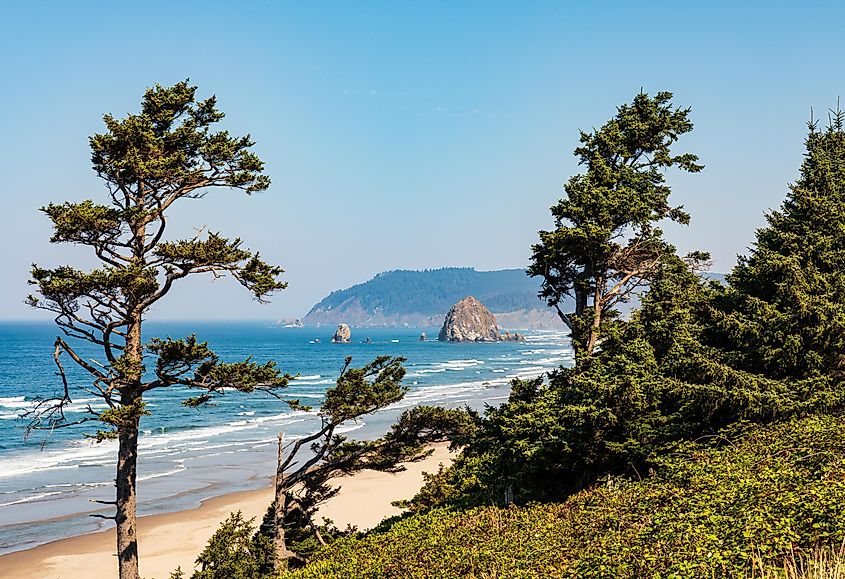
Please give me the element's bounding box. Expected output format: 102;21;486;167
176;357;470;576
269;357;468;571
528;91;703;360
26;81;290;579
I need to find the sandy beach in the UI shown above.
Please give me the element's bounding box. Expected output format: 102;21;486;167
0;443;452;579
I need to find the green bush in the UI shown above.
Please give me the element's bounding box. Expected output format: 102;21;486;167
283;414;845;578
187;511;277;579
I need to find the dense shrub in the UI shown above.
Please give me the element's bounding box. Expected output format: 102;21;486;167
177;511;276;579
283;414;845;578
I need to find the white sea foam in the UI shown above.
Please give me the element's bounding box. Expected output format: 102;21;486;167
0;397;30;409
0;491;65;507
0;409;312;480
248;411;310;424
290;379;334;386
138;461;187;482
520;357;565;366
335;422;364;434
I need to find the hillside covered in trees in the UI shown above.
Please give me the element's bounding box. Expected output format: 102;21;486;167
302;267;565;328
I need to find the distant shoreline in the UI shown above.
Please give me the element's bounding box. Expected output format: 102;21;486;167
0;443;454;579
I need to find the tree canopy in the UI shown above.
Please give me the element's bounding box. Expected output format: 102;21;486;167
27;81;288;579
528;90;703;359
406;105;845;510
709;112;845;380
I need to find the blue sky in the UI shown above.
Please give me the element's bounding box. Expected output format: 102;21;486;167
1;1;842;320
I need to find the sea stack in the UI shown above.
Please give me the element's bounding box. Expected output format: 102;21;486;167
438;296;502;342
332;323;351;343
501;330;526;342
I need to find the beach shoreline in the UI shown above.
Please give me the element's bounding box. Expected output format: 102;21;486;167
0;442;453;579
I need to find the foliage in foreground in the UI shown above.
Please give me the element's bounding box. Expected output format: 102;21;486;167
170;511;276;579
281;414;845;578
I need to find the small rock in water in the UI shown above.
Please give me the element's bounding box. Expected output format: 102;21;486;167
332;323;351;343
419;331;427;341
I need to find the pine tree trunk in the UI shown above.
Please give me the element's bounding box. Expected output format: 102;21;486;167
573;281;589;358
116;410;140;579
117;310;143;579
585;278;604;356
273;432;289;570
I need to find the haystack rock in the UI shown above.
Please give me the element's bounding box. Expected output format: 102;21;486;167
332;323;351;343
438;296;502;342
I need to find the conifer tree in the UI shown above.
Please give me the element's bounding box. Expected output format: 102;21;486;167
271;357;469;570
26;81;289;579
711;111;845;381
528;91;703;360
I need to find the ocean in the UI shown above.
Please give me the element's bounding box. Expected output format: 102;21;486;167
0;321;572;555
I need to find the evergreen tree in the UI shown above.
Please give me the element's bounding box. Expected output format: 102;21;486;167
270;357;470;570
182;358;470;575
189;512;276;579
528;91;703;360
711;112;845;381
410;114;845;509
26;81;289;579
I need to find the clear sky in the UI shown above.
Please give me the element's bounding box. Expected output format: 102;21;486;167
1;1;842;320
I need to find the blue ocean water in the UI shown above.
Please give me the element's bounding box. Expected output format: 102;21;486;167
0;321;572;554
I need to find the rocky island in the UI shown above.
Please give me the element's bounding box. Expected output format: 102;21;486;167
332;323;351;343
438;296;525;342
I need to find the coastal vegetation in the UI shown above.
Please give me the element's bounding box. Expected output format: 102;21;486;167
282;414;845;578
183;92;845;578
528;90;704;359
23;82;845;577
171;356;467;576
264;356;465;570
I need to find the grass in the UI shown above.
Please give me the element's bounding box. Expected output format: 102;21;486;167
753;544;845;579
